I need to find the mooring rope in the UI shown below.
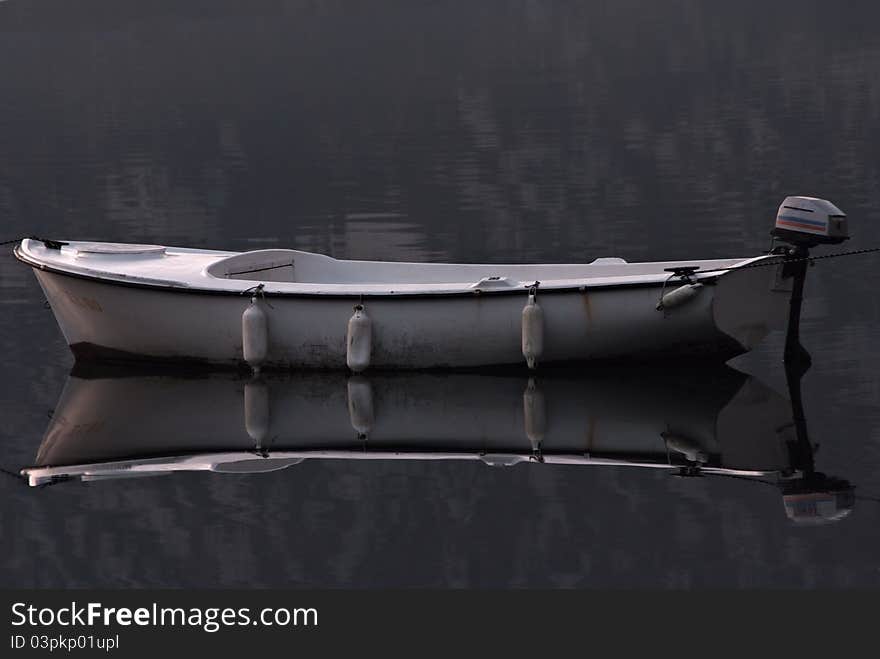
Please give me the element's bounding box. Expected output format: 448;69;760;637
0;466;25;483
684;245;880;276
0;236;68;249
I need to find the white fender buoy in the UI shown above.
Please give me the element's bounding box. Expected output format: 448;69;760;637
662;432;708;464
346;304;372;373
244;379;270;449
242;291;268;373
523;377;546;453
657;283;704;311
347;375;374;439
521;289;544;370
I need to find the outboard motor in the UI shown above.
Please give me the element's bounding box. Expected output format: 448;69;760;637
772;196;849;247
771;196;849;366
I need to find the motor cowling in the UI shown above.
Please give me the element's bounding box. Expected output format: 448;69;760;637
772;196;848;247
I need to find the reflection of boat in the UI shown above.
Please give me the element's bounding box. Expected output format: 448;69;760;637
22;363;853;523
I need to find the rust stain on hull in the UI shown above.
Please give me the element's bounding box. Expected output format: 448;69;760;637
584;416;597;452
581;290;593;327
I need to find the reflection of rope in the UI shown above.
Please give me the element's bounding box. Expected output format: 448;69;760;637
0;467;24;483
683;471;779;488
705;472;880;507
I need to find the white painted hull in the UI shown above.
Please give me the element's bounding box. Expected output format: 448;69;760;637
17;239;792;369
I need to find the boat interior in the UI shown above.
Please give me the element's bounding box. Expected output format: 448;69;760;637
205;249;752;285
18;240;763;287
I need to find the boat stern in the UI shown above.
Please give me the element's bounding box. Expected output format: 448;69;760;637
712;257;792;352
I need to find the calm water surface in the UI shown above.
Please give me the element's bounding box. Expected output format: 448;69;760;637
1;0;880;587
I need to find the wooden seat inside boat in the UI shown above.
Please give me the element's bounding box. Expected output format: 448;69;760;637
207;249;298;282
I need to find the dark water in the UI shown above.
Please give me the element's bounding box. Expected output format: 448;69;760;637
1;0;880;587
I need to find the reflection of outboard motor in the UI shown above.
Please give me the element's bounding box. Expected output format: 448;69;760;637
772;196;849;247
773;352;854;526
781;475;855;525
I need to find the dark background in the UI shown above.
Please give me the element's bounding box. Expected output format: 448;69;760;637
1;0;879;587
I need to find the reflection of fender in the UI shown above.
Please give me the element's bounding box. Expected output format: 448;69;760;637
522;378;545;453
347;376;374;439
662;432;708;464
244;379;269;448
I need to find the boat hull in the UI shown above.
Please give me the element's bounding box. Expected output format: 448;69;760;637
28;259;789;369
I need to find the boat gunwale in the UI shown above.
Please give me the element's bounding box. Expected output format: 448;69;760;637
10;242;767;300
21;448;779;483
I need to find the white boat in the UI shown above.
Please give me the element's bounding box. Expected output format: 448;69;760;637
20;366;854;524
12;196;848;371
